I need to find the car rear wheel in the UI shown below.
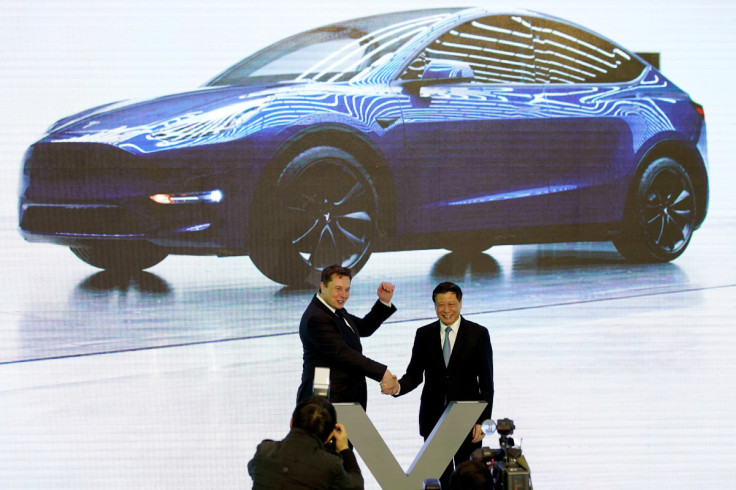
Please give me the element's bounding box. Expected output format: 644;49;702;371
249;146;379;286
70;242;168;272
614;157;697;262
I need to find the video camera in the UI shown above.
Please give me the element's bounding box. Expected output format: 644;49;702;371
472;418;533;490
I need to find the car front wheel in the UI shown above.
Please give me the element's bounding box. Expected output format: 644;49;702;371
70;242;168;272
614;157;697;262
249;146;379;286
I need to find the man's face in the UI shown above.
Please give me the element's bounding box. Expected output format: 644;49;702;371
319;274;351;310
434;291;462;325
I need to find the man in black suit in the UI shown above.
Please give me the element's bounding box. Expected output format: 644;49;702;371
248;396;364;489
297;265;399;410
389;281;494;488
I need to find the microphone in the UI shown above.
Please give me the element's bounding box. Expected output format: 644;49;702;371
313;366;330;398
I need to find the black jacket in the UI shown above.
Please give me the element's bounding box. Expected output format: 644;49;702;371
248;428;363;489
297;295;396;409
396;317;494;437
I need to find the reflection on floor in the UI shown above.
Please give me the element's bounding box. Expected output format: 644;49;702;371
1;217;735;489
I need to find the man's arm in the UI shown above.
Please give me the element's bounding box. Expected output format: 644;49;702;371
328;423;364;489
247;440;275;485
346;281;396;338
377;281;394;304
381;369;399;395
334;450;364;489
469;327;493;443
476;326;494;423
349;299;397;338
305;313;387;382
393;328;426;397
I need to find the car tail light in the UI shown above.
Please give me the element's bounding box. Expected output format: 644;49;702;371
691;101;705;121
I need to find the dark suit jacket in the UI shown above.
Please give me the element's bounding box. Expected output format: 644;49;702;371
248;428;364;489
396;317;493;438
297;295;397;409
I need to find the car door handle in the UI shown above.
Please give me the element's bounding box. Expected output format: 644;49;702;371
376;117;399;129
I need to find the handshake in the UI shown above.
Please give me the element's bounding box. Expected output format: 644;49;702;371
380;370;399;395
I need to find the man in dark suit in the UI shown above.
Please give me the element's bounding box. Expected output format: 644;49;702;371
389;281;494;488
248;396;364;489
297;265;399;410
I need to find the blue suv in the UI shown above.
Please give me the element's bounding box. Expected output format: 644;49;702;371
19;8;708;285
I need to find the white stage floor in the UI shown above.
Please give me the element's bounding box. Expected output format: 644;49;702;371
2;214;735;489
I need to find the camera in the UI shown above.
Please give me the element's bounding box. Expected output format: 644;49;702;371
472;418;533;490
422;479;441;490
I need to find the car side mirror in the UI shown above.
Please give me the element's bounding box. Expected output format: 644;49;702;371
400;60;475;95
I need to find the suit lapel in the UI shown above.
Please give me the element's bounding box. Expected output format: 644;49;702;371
336;308;358;339
312;296;358;343
312;295;333;317
429;321;448;370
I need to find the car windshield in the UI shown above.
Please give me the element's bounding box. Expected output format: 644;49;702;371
208;9;461;86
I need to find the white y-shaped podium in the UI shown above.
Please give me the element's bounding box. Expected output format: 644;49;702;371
335;401;487;489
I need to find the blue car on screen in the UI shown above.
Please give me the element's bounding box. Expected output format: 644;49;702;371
19;7;708;286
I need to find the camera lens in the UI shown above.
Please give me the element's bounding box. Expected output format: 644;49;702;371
481;419;496;435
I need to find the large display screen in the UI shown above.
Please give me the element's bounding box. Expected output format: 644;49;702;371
1;1;734;488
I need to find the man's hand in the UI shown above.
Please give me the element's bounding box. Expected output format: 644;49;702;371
333;423;350;452
377;282;395;304
380;369;399;395
471;423;485;443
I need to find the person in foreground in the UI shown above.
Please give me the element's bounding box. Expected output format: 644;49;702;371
450;459;493;489
297;264;399;410
386;281;494;488
248;396;364;489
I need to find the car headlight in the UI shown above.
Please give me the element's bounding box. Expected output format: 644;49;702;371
148;98;269;145
150;189;224;205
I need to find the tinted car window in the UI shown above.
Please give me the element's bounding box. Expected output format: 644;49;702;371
401;15;536;83
209;9;459;86
530;17;645;84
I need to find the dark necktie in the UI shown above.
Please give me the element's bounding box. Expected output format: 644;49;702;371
336;309;356;335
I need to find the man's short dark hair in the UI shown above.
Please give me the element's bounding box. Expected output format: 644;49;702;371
432;281;463;303
292;396;337;443
449;459;492;489
321;265;352;286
